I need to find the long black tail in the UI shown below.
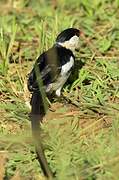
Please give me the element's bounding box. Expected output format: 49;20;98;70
31;91;46;115
30;92;53;178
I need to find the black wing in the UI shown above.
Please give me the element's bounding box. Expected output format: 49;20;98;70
27;45;74;93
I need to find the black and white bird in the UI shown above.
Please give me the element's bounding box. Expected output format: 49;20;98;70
28;28;81;115
27;28;81;177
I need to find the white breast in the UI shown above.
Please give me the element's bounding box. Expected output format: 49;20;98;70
61;56;74;76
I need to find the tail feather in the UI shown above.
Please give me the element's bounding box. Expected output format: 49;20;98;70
30;92;53;177
30;91;51;173
30;91;45;116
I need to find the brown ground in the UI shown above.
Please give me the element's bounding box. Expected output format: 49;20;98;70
0;102;113;180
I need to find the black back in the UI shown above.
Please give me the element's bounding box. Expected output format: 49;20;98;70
27;45;75;92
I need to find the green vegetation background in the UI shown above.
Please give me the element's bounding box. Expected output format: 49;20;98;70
0;0;119;179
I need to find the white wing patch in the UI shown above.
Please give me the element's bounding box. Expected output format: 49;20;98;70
61;56;74;76
46;56;74;97
56;87;62;96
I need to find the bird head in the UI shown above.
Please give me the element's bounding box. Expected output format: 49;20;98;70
56;28;81;52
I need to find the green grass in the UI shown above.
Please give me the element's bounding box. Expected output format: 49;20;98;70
0;0;119;179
